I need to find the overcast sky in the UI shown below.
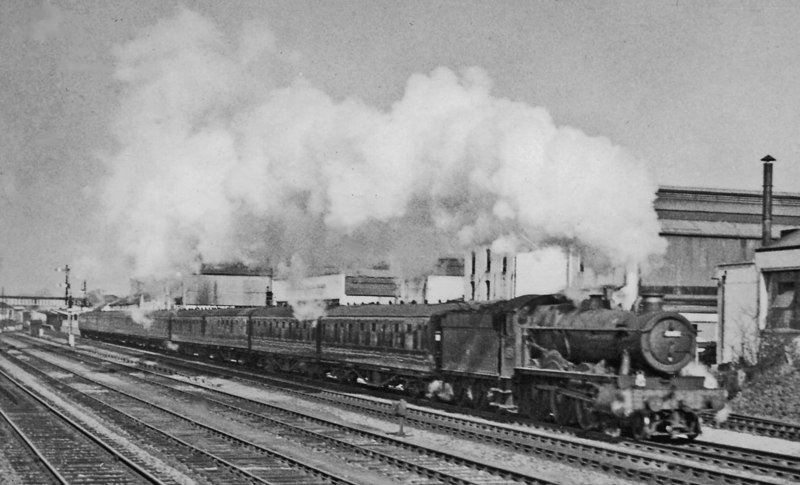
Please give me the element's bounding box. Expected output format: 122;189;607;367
2;1;799;297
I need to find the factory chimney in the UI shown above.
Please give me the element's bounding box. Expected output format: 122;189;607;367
761;155;776;247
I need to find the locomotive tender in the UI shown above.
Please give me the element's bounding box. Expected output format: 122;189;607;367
78;292;726;439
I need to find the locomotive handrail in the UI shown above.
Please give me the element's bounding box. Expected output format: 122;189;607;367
514;367;617;382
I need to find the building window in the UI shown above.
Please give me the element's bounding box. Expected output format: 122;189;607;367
486;280;491;300
766;270;800;330
502;256;507;274
471;252;476;275
470;281;475;301
486;249;491;273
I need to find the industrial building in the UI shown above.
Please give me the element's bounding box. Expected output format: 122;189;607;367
466;185;800;304
465;174;800;361
272;258;465;307
114;183;800;338
180;263;272;308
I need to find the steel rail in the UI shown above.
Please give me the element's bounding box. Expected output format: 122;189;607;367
0;367;164;484
40;338;793;485
13;332;800;485
2;350;358;485
16;345;552;485
0;406;69;484
702;411;800;442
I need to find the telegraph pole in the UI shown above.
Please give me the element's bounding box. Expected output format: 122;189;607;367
56;264;75;346
61;264;72;308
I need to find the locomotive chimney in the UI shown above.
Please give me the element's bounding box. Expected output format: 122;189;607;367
761;155;776;247
639;294;664;313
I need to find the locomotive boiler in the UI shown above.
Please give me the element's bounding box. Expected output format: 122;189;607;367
521;294;696;374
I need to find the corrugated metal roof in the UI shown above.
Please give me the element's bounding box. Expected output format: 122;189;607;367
659;219;791;238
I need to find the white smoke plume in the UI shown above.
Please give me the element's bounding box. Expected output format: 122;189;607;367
610;265;640;311
283;254;327;323
128;307;153;330
103;8;666;285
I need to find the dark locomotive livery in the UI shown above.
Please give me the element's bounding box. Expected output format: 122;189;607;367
78;293;727;439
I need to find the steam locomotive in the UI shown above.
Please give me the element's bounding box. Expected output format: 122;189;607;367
78;292;727;440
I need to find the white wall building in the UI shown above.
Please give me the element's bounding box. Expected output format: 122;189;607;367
182;273;272;307
399;275;465;304
273;273;397;306
271;255;466;307
716;228;800;365
465;246;625;302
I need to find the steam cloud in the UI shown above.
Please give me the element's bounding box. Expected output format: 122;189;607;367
103;8;665;284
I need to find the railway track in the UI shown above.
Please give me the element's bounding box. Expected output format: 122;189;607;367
12;334;799;485
0;367;162;484
3;343;554;485
620;438;800;483
0;415;60;485
701;411;800;442
0;350;368;485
